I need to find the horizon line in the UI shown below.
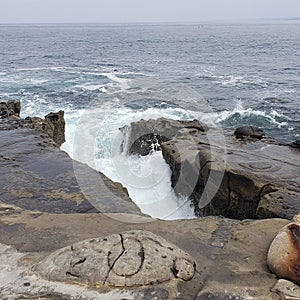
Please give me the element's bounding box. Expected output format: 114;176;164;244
0;16;299;25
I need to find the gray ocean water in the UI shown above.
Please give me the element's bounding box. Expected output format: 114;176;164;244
0;22;299;142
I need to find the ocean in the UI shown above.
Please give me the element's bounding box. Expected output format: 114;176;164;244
0;22;299;219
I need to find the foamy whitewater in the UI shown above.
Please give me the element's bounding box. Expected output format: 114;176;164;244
0;23;299;219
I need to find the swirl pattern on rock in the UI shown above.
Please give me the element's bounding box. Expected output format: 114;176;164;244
34;230;195;287
267;222;300;285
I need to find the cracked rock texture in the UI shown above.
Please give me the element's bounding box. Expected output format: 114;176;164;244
34;230;195;287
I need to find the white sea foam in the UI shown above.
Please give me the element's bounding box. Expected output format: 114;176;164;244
61;105;200;220
213;74;268;87
74;83;106;91
214;100;288;127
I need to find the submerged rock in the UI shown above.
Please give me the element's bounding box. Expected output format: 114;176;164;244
234;125;265;139
34;230;195;287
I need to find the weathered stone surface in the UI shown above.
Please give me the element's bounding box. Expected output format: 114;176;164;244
0;100;20;118
1;111;299;299
34;230;195;287
234;125;265;139
159;122;299;219
272;279;300;300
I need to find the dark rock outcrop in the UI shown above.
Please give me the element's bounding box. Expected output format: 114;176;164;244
120;117;208;156
0;100;20;119
42;111;66;147
234;125;265;139
290;140;300;149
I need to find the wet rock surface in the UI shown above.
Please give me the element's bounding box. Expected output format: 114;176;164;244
234;125;265;139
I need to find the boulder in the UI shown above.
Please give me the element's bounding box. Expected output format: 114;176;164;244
234;125;265;139
34;230;195;287
271;279;300;299
267;222;300;285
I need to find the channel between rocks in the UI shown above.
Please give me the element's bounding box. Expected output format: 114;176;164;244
119;117;300;221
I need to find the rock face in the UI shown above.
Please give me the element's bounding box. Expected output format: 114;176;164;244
0;207;289;299
122;118;300;220
34;230;195;287
42;110;66;147
120;117;208;156
0;100;20;118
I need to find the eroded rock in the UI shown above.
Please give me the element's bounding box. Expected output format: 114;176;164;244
42;110;66;147
272;279;300;300
120;117;208;156
122;117;300;220
0;100;20;119
34;230;196;287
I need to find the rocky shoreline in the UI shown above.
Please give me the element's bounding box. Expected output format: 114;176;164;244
0;100;300;299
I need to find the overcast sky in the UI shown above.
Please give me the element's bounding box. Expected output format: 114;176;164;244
0;0;299;23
